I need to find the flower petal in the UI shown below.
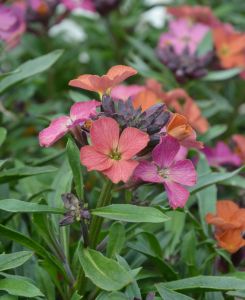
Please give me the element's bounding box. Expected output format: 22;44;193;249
102;160;138;183
90;117;120;154
80;145;113;171
119;127;149;159
39;116;70;147
69;100;100;125
106;65;137;85
169;159;197;186
152;135;180;168
133;161;164;183
215;229;245;254
164;180;190;209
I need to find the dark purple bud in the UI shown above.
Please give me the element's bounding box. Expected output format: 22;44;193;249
59;214;75;226
94;0;121;16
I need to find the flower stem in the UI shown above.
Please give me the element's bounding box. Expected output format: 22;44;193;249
89;179;113;249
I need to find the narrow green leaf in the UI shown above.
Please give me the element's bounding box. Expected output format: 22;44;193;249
0;278;43;298
0;128;7;147
202;68;242;81
66;138;84;199
79;248;132;291
0;199;64;214
156;285;194;300
0;251;33;272
0;50;63;93
92;204;170;223
180;230;196;266
199;125;227;142
196;31;213;56
107;222;126;258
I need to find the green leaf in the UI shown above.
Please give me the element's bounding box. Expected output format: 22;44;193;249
156;285;194;300
0;199;64;214
0;50;63;94
180;230;196;266
196;31;213;56
160;276;245;292
199;124;227;142
0;166;57;184
96;292;128;300
79;248;132;291
106;222;126;258
0;278;43;298
66;137;84;199
71;291;83;300
0;251;33;272
92;204;170;223
0;128;7;147
202;68;242;81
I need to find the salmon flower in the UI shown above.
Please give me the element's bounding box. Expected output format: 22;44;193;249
213;27;245;69
206;200;245;253
232;134;245;163
39;100;100;147
80;117;149;183
69;65;137;96
134;135;197;209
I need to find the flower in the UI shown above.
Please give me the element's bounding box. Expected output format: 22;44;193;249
69;65;137;96
206;200;245;253
202;141;241;167
213;26;245;69
134;135;197;209
61;0;96;12
158;18;210;55
39;100;100;147
0;2;26;49
111;85;144;102
80;117;149;183
232;134;245;163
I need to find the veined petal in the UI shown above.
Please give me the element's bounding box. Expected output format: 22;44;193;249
119;127;149;159
90;117;120;154
80;145;113;171
106;65;137;84
69;100;100;125
152;135;180;168
39;116;70;147
134;161;164;183
169;159;197;186
164;180;190;209
102;159;138;183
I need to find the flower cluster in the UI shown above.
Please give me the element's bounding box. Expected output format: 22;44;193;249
39;65;200;209
206;200;245;253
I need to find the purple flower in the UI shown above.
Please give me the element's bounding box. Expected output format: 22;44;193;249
202;141;242;167
134;135;197;209
159;18;210;55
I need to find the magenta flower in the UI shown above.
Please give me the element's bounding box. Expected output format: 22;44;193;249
80;117;149;184
134;135;197;209
159;18;210;55
61;0;96;12
39;100;100;147
202;142;241;167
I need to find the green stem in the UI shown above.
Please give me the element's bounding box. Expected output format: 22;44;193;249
89;179;113;249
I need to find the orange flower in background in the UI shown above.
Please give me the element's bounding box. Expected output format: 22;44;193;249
206;200;245;253
164;88;209;134
69;65;137;96
232;134;245;163
213;27;245;69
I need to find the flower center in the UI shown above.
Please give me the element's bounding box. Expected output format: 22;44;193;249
158;168;170;179
109;149;121;160
220;44;230;56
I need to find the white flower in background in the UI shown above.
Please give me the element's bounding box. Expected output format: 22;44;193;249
141;6;167;28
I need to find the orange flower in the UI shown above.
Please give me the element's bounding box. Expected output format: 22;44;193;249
232;134;245;163
164;88;209;134
213;27;245;69
69;65;137;96
206;200;245;253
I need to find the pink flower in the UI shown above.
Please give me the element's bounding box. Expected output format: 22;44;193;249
159;18;210;55
111;85;144;101
134;135;197;209
202;142;241;167
61;0;96;12
39;100;100;147
80;117;149;183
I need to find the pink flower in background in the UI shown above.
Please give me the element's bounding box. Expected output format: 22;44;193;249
111;85;144;101
39;100;100;147
61;0;95;12
0;2;26;48
159;18;210;55
80;117;149;183
202;141;241;167
134;135;197;209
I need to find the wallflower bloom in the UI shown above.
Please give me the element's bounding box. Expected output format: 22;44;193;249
62;0;95;12
214;27;245;69
134;135;197;209
69;65;137;96
80;117;149;183
202;141;241;167
232;134;245;163
39;100;100;147
206;200;245;253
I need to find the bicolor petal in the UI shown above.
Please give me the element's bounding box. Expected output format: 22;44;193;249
69;100;100;125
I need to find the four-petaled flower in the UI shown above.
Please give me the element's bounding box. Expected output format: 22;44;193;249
80;117;149;183
134;135;197;209
39;100;100;147
69;65;137;96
